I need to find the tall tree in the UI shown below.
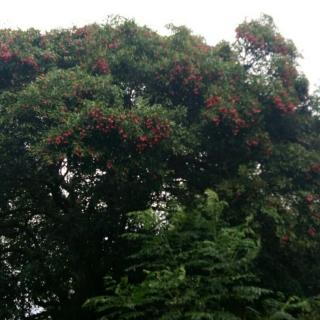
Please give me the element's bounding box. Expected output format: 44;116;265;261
0;15;319;319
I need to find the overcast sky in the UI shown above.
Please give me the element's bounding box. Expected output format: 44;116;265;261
1;0;319;91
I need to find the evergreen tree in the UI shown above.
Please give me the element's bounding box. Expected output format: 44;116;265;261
0;14;319;319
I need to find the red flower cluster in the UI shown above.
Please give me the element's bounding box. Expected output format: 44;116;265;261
74;147;83;157
107;41;120;50
0;43;13;62
170;63;183;79
211;117;220;126
281;234;289;242
251;107;262;114
87;108;170;152
217;107;246;135
236;26;290;55
274;96;296;113
48;129;73;146
182;73;202;95
219;107;228;114
92;58;109;75
195;43;210;53
246;138;259;148
308;227;316;237
74;27;91;38
42;52;56;62
22;56;39;71
273;35;289;55
280;64;297;85
136;118;171;152
274;44;289;55
88;108;118;134
169;61;202;95
209;106;246;135
236;28;267;50
310;163;320;174
305;194;314;204
205;95;220;109
106;160;113;169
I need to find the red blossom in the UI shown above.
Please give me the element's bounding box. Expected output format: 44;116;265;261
211;117;220;126
287;102;296;112
42;52;56;62
219;107;228;114
308;227;316;237
55;136;62;145
131;116;141;124
310;163;320;174
273;35;289;55
0;44;13;62
246;139;259;147
138;135;148;143
22;57;39;71
74;27;90;38
173;64;183;75
107;41;119;49
92;58;109;75
106;161;113;169
235;118;246;127
121;133;128;140
145;118;153;129
274;95;296;113
80;129;87;139
282;234;289;242
205;96;220;109
229;108;238;117
87;108;170;151
74;148;83;157
305;194;314;204
49;129;73;146
196;43;210;53
252;107;262;114
236;28;266;50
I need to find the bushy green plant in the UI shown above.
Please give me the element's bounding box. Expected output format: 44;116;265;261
85;190;267;319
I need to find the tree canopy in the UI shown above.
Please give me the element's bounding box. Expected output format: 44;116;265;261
1;14;320;319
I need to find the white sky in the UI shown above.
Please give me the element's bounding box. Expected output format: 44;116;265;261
1;0;319;91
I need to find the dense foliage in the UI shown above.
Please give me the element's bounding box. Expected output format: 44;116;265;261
85;190;266;319
1;14;320;319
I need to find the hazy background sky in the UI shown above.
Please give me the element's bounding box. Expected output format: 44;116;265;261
0;0;319;91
